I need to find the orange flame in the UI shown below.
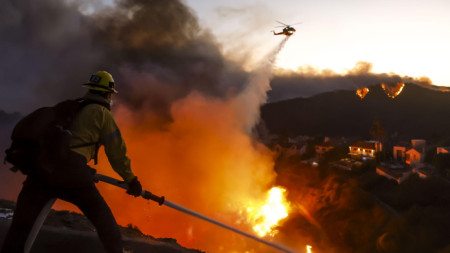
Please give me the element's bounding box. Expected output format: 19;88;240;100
245;186;290;237
356;87;369;99
381;82;405;98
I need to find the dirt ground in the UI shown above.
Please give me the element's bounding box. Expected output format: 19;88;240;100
0;200;204;253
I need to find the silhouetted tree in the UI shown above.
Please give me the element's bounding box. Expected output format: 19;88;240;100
370;119;388;161
370;119;387;142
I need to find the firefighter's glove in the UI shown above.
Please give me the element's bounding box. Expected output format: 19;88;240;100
126;177;142;197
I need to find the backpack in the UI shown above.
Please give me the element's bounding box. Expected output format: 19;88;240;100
4;98;110;179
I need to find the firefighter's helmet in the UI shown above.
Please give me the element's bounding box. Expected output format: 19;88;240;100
83;71;118;93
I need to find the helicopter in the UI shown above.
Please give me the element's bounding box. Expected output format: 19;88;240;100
273;21;301;36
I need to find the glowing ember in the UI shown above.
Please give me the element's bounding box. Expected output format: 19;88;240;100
356;87;369;99
307;245;313;253
246;187;290;237
381;82;405;98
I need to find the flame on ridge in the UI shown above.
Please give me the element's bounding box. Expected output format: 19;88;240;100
356;87;369;99
381;82;405;98
245;186;290;237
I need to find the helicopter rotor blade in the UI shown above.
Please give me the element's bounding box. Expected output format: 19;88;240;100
276;21;288;26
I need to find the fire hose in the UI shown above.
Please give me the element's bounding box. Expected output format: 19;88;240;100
24;174;295;253
95;174;294;253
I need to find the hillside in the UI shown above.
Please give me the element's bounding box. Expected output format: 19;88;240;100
0;199;203;253
261;83;450;140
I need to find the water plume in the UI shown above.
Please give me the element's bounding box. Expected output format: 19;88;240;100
234;36;290;133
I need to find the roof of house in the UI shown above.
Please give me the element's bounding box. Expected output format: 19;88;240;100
406;148;421;154
316;137;347;148
349;141;378;150
377;163;411;179
394;141;411;148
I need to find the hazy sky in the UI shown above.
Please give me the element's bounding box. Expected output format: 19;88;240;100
1;0;449;113
185;0;450;86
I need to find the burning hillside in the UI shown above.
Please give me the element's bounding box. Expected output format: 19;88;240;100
267;61;440;103
356;87;369;99
381;83;405;98
261;82;450;140
356;83;405;99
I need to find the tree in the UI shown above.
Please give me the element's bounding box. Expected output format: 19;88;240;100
370;119;388;161
370;119;387;143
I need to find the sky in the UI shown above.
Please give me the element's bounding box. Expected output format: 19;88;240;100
184;0;450;86
1;0;449;113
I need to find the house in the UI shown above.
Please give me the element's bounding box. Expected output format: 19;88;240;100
411;139;426;153
437;146;450;154
273;143;305;158
376;162;412;183
315;144;335;156
349;141;382;160
406;148;423;165
315;137;336;157
393;141;409;161
393;139;426;165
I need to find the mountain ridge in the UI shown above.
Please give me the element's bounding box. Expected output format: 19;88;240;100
261;83;450;141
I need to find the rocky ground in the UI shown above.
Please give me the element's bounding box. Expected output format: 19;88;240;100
0;199;204;253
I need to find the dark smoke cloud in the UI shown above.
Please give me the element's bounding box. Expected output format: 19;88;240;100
0;0;246;116
268;61;433;103
0;0;96;112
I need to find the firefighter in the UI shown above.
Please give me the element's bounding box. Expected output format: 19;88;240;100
1;71;142;253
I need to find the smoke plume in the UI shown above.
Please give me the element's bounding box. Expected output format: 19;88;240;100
0;0;246;116
268;61;435;103
234;36;290;133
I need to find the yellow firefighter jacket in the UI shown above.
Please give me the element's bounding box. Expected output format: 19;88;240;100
69;92;135;183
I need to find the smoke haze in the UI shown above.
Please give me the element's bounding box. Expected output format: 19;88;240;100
268;61;435;103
